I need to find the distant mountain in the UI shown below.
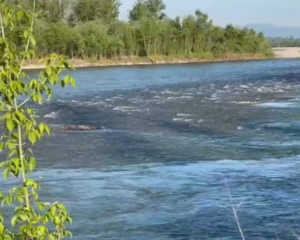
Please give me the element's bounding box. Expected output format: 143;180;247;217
245;24;300;38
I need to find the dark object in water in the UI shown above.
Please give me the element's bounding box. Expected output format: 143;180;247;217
50;124;105;132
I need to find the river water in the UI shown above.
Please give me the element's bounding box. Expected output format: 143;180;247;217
4;59;300;239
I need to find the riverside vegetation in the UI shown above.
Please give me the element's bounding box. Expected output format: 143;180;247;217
12;0;272;66
269;37;300;47
0;0;74;239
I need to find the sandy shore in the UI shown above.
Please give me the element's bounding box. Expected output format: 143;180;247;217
272;47;300;58
23;55;270;70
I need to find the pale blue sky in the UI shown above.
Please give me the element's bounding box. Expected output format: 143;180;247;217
120;0;300;27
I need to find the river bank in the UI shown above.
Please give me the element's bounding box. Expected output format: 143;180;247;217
272;47;300;58
23;54;272;70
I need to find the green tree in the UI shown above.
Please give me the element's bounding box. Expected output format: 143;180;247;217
139;16;160;56
0;1;74;239
129;0;148;22
5;0;273;62
268;36;300;47
10;0;71;22
122;22;139;56
182;15;196;56
129;0;166;21
71;0;121;23
146;0;166;19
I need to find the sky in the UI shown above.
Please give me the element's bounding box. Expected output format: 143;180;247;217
119;0;300;27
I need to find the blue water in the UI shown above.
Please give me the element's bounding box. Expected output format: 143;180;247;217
5;59;300;239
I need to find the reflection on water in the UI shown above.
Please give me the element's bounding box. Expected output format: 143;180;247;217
3;59;300;239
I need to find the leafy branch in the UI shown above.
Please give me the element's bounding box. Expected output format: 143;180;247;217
0;1;75;239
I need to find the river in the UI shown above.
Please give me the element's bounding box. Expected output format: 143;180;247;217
5;59;300;239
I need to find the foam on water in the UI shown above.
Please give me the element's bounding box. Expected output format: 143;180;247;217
44;110;60;118
256;102;299;108
113;106;147;113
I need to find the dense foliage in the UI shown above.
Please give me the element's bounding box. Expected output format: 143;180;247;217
268;37;300;47
13;0;272;60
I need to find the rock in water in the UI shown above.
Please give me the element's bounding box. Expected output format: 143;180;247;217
49;124;105;132
63;125;105;131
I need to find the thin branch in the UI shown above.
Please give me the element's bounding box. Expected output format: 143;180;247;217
0;3;5;39
236;200;245;210
13;0;37;209
292;231;300;240
18;96;31;108
225;178;246;240
17;0;36;108
18;77;48;108
18;0;36;76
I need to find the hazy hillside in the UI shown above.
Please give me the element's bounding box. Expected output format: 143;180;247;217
246;24;300;38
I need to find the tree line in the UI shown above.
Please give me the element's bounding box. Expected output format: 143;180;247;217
10;0;273;60
268;37;300;47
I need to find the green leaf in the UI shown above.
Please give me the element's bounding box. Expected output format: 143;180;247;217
37;202;46;210
16;196;24;203
54;216;60;225
64;75;76;88
33;192;39;200
6;119;15;132
56;203;66;211
64;75;70;84
48;234;55;240
67;216;73;224
70;77;76;88
8;149;17;158
37;225;47;235
24;29;29;38
29;36;36;47
50;206;56;215
66;230;73;237
18;214;28;222
0;222;5;234
7;141;15;150
4;195;13;204
39;123;45;133
28;132;37;144
3;168;9;180
3;16;9;26
11;215;18;227
25;179;38;188
42;215;49;224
